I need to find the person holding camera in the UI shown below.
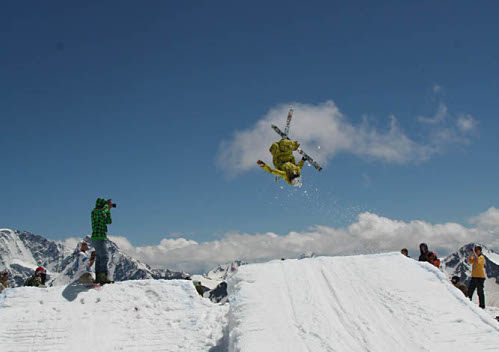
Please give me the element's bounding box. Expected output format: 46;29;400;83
467;245;486;309
75;241;96;284
91;198;115;285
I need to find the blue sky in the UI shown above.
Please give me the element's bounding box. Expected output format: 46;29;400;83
1;1;498;251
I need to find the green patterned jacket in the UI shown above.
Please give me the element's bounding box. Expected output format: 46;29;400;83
91;198;112;240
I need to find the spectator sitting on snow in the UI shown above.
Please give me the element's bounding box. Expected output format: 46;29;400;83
24;266;47;287
451;276;468;297
418;243;429;262
427;252;440;268
468;245;486;309
0;270;9;293
401;248;409;257
75;241;96;285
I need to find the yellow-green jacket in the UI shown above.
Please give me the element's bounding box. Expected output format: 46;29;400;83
261;159;305;184
469;255;485;278
270;139;300;169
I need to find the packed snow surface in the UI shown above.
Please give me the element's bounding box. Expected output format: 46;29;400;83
2;253;499;352
228;253;499;352
0;280;228;352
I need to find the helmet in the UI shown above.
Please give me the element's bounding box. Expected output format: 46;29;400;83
35;266;46;276
291;176;302;187
451;276;460;285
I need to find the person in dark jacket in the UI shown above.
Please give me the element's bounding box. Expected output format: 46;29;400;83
91;198;114;285
451;276;468;297
418;243;429;262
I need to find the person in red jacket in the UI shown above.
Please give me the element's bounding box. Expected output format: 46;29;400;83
427;252;440;268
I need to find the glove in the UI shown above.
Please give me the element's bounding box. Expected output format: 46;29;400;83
257;160;265;166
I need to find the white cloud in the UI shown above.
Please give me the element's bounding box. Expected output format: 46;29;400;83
456;114;477;132
113;208;499;273
433;84;442;94
168;232;186;238
469;207;499;230
218;97;477;177
217;101;436;177
417;103;448;124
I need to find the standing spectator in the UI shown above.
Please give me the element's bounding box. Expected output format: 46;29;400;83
91;198;114;285
0;270;9;293
418;243;429;262
75;241;96;284
401;248;409;257
451;276;468;297
468;245;486;309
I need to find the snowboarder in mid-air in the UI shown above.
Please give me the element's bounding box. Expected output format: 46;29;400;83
257;106;321;187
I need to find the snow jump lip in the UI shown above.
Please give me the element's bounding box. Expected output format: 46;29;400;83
227;253;499;352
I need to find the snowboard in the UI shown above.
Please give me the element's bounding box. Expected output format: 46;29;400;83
271;124;323;172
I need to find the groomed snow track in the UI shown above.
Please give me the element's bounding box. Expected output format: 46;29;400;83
1;253;499;352
227;253;499;352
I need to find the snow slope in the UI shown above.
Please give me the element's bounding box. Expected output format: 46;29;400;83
228;253;499;352
0;280;228;352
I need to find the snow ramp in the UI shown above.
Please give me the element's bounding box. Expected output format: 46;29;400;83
0;280;228;352
227;253;499;352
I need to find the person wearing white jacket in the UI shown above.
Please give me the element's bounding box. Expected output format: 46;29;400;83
75;241;96;284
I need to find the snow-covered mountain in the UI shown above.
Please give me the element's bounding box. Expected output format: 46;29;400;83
441;243;499;307
0;229;67;286
0;229;189;287
204;260;246;281
298;251;317;259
